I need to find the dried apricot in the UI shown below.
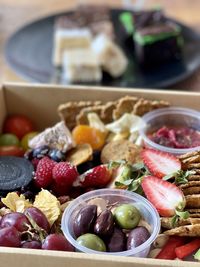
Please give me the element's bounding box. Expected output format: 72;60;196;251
72;125;106;150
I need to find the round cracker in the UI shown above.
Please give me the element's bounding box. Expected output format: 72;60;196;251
66;143;93;166
101;140;141;164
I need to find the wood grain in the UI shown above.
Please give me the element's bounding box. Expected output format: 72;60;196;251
1;0;200;91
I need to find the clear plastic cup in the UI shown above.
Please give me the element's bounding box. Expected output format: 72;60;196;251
139;107;200;155
61;188;160;257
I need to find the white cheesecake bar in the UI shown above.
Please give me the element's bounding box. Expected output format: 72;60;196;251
53;28;92;66
92;34;128;77
62;48;102;83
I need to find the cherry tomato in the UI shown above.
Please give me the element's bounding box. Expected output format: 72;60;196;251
3;115;34;139
0;146;25;157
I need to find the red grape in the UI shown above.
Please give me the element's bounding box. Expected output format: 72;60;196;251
21;240;41;249
24;207;50;233
0;226;21;247
42;234;74;251
0;212;31;232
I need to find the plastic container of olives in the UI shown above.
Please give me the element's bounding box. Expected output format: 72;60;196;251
61;189;160;257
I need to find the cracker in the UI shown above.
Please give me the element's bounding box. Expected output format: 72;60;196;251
186;194;200;208
101;140;141;164
112;96;139;120
188;175;200;181
164;224;200;236
180;181;200;195
185;163;200;169
179;151;200;160
76;105;104;125
187;209;200;213
151;100;170;109
133;99;169;116
189;214;200;218
101;101;117;123
161;217;200;229
57;101;101;129
66;143;93;166
180;181;200;188
181;154;200;164
133;99;153;116
182;187;200;195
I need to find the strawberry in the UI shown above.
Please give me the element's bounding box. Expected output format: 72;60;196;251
34;157;56;188
141;175;185;217
52;162;79;195
74;165;112;188
141;148;181;178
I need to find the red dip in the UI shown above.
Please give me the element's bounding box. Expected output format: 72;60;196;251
148;126;200;149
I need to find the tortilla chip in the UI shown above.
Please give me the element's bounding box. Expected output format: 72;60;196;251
186;194;200;208
101;140;141;164
164;224;200;236
66;143;93;166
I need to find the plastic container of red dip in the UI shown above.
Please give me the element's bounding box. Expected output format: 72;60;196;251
139;107;200;155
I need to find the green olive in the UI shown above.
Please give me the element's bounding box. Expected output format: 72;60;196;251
114;204;141;229
76;233;106;252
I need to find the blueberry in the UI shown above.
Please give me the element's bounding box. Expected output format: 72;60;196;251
48;149;66;162
24;149;34;160
32;146;49;159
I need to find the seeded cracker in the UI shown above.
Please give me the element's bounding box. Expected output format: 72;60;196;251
76;105;104;125
181;154;200;164
186;194;200;208
112;96;139;120
101;140;141;164
57;101;102;129
101;101;117;123
179;151;200;160
133;99;169;116
161;217;200;229
164;224;200;236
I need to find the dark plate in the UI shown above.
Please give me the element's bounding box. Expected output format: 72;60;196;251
5;8;200;88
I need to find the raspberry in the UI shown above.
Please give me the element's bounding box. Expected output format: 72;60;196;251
77;165;112;188
52;162;79;196
34;157;56;188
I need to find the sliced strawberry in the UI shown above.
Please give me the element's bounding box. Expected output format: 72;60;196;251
141;175;185;217
141;148;181;178
74;165;112;188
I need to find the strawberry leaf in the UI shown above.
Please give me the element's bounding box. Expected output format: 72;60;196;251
170;209;190;227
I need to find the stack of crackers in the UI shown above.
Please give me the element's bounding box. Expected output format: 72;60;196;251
162;151;200;236
58;95;169;130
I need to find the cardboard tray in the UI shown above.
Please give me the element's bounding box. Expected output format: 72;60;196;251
0;82;200;267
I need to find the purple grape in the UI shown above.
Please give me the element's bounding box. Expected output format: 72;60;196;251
42;234;74;251
24;207;50;233
0;226;21;247
0;212;31;232
21;240;41;249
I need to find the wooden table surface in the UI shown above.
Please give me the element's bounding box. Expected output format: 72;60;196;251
1;0;200;91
